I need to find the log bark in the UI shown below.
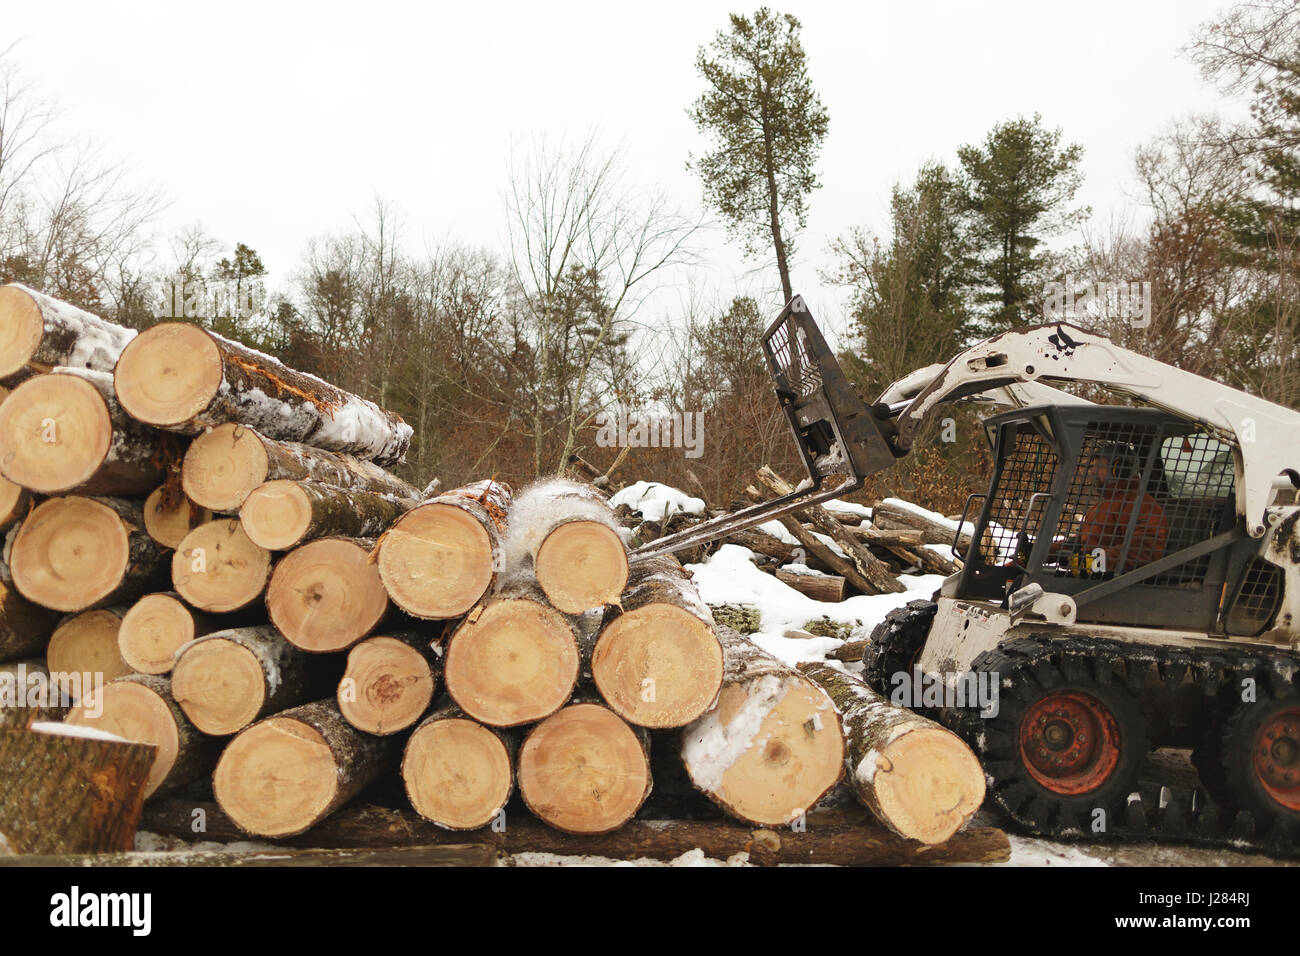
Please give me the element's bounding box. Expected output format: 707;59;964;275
402;701;514;830
508;479;628;613
0;722;154;854
213;699;395;838
517;701;651;835
798;663;985;844
118;592;219;675
831;639;871;663
593;556;722;728
0;368;164;496
46;607;133;694
171;625;311;735
757;467;903;594
171;518;271;613
0;555;56;663
871;499;974;551
443;579;579;727
181;422;420;513
64;673;218;799
680;626;845;827
143;484;212;550
774;568;846;602
376;480;511;620
0;284;136;385
240;479;413;551
337;631;440;735
0;476;29;534
114;322;412;465
9;496;167;612
266;536;389;652
139;798;1012;865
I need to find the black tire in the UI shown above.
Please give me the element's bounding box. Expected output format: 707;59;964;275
967;640;1150;839
861;599;937;704
1193;673;1300;832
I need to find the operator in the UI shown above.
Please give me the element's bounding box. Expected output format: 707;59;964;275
1075;443;1169;571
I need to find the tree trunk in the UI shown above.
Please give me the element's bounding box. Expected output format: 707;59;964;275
402;702;514;831
213;699;395;838
8;496;167;613
181;423;420;513
508;479;628;613
240;479;413;551
680;626;845;827
443;579;580;728
871;499;974;551
117;592;220;675
46;607;133;694
0;368;165;496
799;663;985;844
171;625;311;736
337;631;440;735
593;555;722;728
266;536;390;653
114;322;412;465
376;480;511;620
143;485;212;550
0;555;56;664
0;722;154;854
0;284;136;385
774;568;845;601
171;518;271;613
757;467;903;594
517;701;651;835
65;673;219;799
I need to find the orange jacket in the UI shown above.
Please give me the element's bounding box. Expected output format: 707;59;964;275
1079;481;1169;569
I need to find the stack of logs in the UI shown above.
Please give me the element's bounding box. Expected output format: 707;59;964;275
0;283;985;858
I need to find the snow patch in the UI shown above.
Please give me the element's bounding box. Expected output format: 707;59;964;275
610;481;705;522
32;721;130;744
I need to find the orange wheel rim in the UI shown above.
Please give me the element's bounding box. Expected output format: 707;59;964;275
1254;706;1300;812
1019;690;1122;795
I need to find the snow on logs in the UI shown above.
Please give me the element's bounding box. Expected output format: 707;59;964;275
506;479;628;613
181;422;419;514
0;283;137;386
376;480;510;620
213;699;394;838
680;626;845;828
0;368;165;496
798;663;984;844
114;322;412;465
591;555;722;728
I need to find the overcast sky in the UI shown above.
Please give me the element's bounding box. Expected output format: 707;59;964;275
13;0;1247;330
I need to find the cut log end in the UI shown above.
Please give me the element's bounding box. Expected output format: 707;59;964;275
378;503;494;619
593;605;722;728
518;703;650;835
239;479;313;550
268;538;389;652
171;519;271;613
118;594;199;675
535;520;628;613
0;373;112;493
338;636;435;735
143;486;212;550
182;423;270;512
869;726;987;845
171;637;267;735
65;680;180;798
0;285;46;379
10;497;130;612
47;609;132;692
403;717;511;830
114;322;223;427
213;717;338;838
444;599;579;727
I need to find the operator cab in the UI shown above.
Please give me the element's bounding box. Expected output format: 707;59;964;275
955;405;1281;635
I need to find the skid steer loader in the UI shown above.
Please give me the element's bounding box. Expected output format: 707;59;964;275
634;295;1300;852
